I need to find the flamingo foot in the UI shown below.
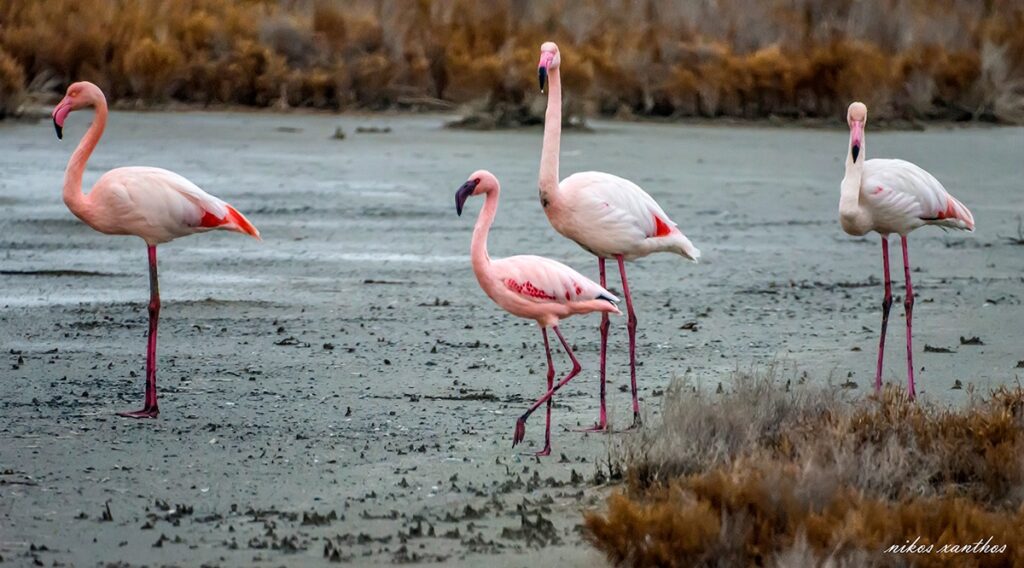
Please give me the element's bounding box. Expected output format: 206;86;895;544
533;446;551;457
627;412;642;430
118;407;159;419
574;420;609;433
512;418;527;447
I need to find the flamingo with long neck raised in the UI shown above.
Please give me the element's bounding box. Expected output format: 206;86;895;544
455;170;620;455
52;81;260;418
537;42;700;430
839;101;974;398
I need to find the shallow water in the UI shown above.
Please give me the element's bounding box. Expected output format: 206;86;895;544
1;111;1022;565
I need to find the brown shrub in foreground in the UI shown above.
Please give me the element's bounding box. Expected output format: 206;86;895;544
584;371;1024;566
1;0;1023;123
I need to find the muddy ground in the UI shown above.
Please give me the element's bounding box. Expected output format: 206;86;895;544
1;111;1022;566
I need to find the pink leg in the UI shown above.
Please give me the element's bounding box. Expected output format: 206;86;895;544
512;326;582;452
537;328;555;456
875;236;893;393
579;258;609;432
616;255;641;428
119;245;160;418
901;236;916;399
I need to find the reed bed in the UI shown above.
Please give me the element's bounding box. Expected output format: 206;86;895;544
1;0;1022;122
584;369;1024;566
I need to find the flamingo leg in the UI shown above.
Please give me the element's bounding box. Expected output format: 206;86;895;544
119;245;160;418
901;236;916;399
579;258;609;432
537;328;555;457
513;326;582;451
616;255;642;428
875;236;893;393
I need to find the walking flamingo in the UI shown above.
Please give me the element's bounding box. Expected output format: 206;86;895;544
455;170;620;455
52;81;260;418
536;42;700;430
839;101;974;399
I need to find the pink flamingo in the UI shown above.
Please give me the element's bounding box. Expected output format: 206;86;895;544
537;42;700;430
52;81;260;418
455;170;621;455
840;102;974;399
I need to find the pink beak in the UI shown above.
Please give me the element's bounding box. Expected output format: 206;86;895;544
849;120;864;163
52;98;72;140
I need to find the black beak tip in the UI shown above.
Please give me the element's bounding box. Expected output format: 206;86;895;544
538;68;547;92
851;144;860;163
53;120;63;140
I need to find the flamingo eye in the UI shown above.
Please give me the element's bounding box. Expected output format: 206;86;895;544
473;178;481;184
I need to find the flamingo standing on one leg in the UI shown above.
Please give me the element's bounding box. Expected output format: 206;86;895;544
536;42;700;430
839;102;974;399
52;81;260;418
455;170;620;455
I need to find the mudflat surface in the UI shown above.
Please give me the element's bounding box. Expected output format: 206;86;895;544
0;111;1021;566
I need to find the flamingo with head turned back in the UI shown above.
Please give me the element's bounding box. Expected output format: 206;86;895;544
52;81;261;418
536;42;700;430
455;170;620;455
840;101;974;399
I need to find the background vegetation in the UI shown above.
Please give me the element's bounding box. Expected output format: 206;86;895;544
584;370;1024;566
2;0;1023;123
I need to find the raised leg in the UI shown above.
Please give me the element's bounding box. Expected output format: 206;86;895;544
901;236;916;399
616;255;641;428
513;326;582;451
579;257;609;432
875;236;893;393
119;245;160;418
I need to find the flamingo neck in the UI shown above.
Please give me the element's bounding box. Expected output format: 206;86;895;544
63;99;108;220
538;67;562;206
470;187;499;282
840;128;869;234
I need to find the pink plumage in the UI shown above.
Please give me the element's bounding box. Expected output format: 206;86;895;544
52;81;260;418
839;101;975;399
536;41;700;431
456;170;619;456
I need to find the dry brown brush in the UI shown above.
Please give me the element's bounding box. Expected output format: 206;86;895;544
584;370;1024;566
1;0;1023;123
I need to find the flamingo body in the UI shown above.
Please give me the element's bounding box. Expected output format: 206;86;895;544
550;171;700;261
841;158;974;236
73;166;259;244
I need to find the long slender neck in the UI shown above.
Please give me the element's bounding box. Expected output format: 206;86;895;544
839;127;869;234
63;99;108;217
470;188;499;280
538;67;562;201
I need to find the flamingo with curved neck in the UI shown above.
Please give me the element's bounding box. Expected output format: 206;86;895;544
838;101;974;398
52;81;261;418
455;170;620;455
537;41;701;430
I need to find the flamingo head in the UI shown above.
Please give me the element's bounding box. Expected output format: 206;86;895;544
52;81;102;140
455;170;498;216
537;42;561;93
847;101;867;163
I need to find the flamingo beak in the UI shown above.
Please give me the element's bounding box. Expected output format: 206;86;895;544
538;53;553;93
52;100;72;140
849;120;864;163
455;179;479;216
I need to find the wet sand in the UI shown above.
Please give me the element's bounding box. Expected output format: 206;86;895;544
1;111;1022;566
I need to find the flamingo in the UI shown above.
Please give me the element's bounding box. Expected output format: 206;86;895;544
536;42;700;430
455;170;621;455
52;81;260;418
839;102;974;399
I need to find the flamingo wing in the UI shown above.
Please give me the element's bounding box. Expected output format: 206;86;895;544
863;159;974;231
91;167;259;242
561;171;677;241
492;255;619;305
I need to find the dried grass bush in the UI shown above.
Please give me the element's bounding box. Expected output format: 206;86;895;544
0;0;1022;123
584;368;1024;566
